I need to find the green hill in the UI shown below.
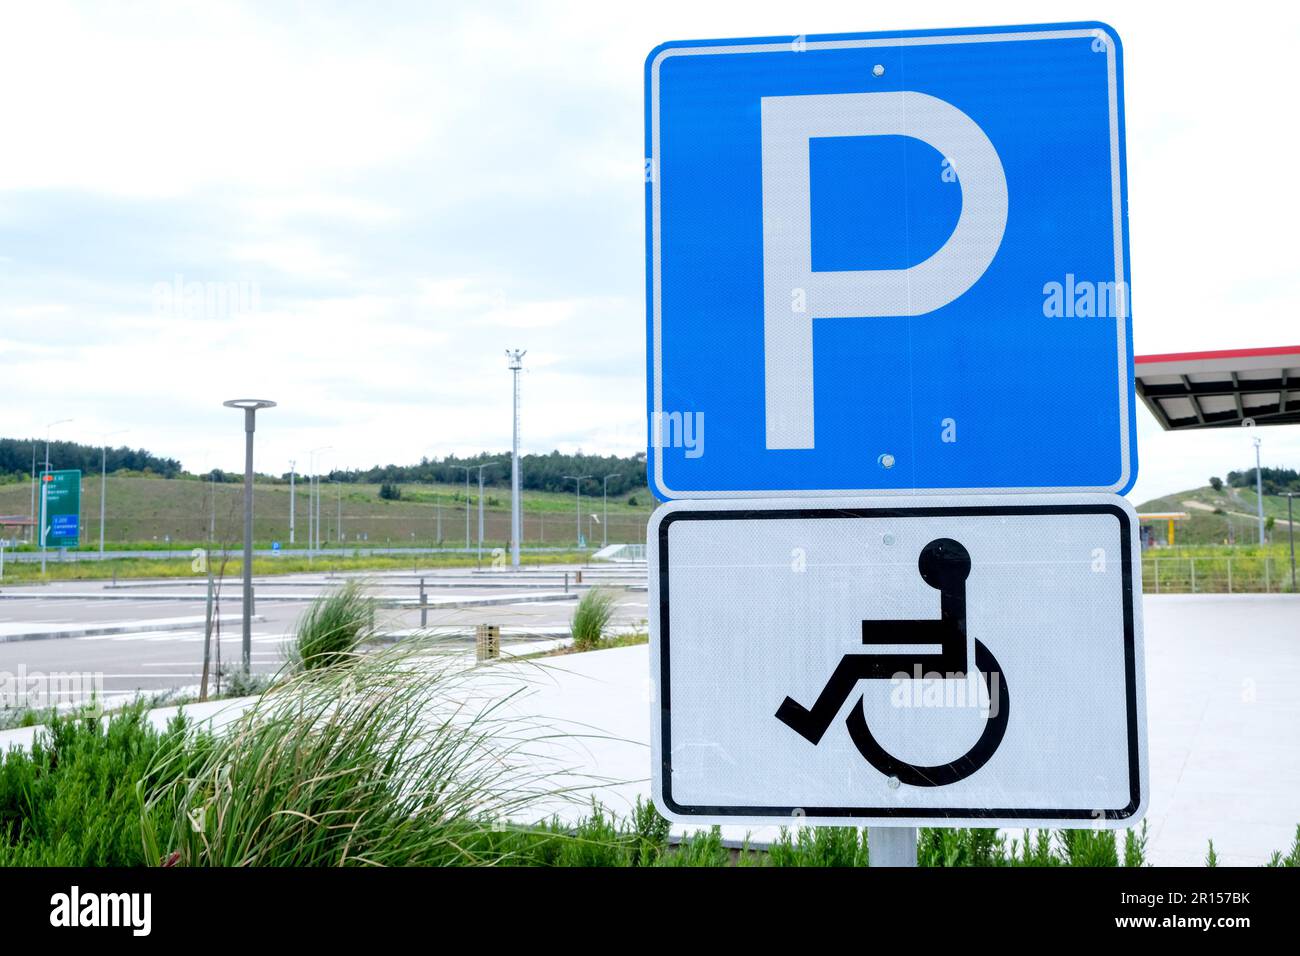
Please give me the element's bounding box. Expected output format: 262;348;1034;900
1136;484;1297;547
0;474;654;551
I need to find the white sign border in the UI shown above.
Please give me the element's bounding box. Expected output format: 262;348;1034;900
648;25;1133;500
649;492;1149;829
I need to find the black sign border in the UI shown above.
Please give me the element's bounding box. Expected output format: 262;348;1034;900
656;502;1141;821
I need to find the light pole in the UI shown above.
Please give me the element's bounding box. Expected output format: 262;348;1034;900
1285;492;1297;592
335;479;342;542
98;429;129;555
602;472;621;548
28;442;36;546
1254;436;1265;545
474;461;504;560
225;399;276;675
40;418;72;575
308;446;331;554
563;475;592;548
288;459;296;545
454;465;473;551
506;349;526;568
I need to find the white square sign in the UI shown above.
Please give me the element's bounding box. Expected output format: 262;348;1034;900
650;494;1147;828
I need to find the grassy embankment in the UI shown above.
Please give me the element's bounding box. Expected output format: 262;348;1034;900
0;473;655;552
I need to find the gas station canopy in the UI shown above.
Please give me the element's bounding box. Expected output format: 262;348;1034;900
1135;345;1300;430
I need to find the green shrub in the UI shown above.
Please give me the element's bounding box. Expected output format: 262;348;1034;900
290;580;375;670
570;588;615;651
141;642;554;866
0;706;204;866
769;825;869;866
1266;826;1300;867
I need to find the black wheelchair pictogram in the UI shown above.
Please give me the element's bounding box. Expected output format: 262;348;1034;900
775;537;1010;787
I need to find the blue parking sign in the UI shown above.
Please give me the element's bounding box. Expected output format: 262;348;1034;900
646;23;1136;499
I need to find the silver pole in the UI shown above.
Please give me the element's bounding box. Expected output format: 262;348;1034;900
1254;437;1266;545
868;827;917;867
602;472;621;549
563;475;591;548
506;349;526;569
99;444;107;555
28;443;35;546
289;460;295;545
40;427;53;575
477;468;485;560
225;400;275;675
454;466;472;551
1287;494;1296;591
242;411;255;672
241;411;255;672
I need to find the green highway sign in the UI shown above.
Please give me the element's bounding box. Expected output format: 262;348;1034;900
41;469;81;548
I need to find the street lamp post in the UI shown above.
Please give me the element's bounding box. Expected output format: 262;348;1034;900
506;349;526;568
98;429;129;555
1285;492;1297;592
453;465;473;551
225;399;276;675
288;459;296;545
563;475;592;548
308;446;331;555
475;461;504;561
1254;436;1266;546
40;418;72;575
602;472;621;549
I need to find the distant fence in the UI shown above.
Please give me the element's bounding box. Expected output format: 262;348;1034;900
1144;555;1297;594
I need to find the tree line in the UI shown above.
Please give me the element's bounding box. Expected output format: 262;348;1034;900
1223;467;1300;496
319;450;648;496
0;437;182;480
1;435;649;496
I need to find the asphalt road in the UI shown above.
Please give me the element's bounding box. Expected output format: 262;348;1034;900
0;564;649;706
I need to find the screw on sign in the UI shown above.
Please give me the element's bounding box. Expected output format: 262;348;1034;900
776;538;1009;787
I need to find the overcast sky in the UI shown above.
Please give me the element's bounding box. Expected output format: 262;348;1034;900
1;0;1297;502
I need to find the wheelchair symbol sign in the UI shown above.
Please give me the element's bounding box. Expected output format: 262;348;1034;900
776;538;1010;787
649;495;1148;828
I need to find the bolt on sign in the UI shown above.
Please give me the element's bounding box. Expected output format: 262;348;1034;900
644;23;1147;829
42;470;81;549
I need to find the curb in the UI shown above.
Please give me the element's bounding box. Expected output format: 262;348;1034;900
0;614;266;644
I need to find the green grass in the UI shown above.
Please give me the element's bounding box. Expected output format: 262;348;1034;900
0;549;593;584
290;580;375;670
140;641;562;867
1137;483;1297;547
3;586;1297;868
0;474;654;551
570;588;617;651
4;687;1300;867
